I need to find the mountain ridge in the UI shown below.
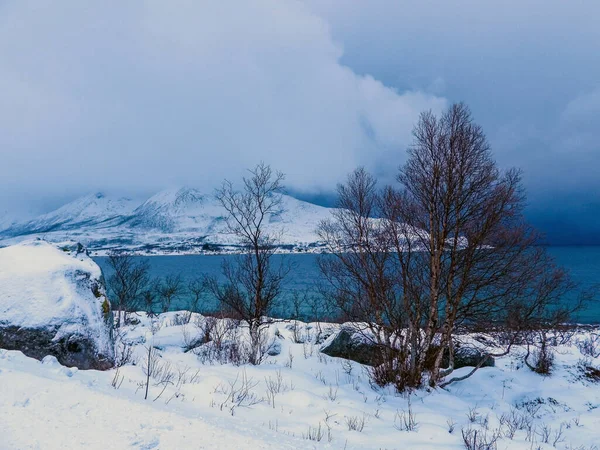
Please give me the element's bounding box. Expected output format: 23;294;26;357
0;188;332;254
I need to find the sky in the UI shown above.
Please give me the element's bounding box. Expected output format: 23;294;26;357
0;1;598;244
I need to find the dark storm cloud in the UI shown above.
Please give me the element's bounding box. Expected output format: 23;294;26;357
304;0;600;244
1;1;598;243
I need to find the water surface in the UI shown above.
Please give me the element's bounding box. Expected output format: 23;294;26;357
95;246;600;323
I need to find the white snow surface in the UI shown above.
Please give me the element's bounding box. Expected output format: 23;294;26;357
0;240;111;354
0;188;334;254
2;311;600;449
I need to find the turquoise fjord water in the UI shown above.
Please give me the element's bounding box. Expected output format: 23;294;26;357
94;246;600;324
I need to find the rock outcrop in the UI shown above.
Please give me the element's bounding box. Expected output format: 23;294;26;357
320;325;386;366
321;326;495;370
0;240;114;369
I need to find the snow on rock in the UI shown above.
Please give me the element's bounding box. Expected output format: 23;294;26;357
0;240;114;369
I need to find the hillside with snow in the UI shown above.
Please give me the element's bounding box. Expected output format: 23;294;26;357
0;188;333;255
3;312;600;449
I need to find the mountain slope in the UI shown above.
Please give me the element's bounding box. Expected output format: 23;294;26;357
0;188;332;254
1;193;141;237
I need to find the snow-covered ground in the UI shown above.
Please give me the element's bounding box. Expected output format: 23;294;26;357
2;312;600;449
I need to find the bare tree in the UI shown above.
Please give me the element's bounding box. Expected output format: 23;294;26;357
317;168;412;387
319;103;585;390
106;252;150;327
186;277;206;323
156;274;183;313
141;279;161;317
205;163;290;364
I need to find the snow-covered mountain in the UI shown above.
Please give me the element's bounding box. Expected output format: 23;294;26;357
0;188;332;254
2;193;141;236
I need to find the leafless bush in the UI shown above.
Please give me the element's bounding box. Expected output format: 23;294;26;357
394;397;418;431
302;341;314;359
467;407;481;424
461;427;500;450
578;334;600;359
186;277;205;323
181;323;202;353
526;334;555;375
537;423;551;444
141;344;175;401
289;291;308;343
345;414;366;432
515;398;543;419
552;423;567;447
324;385;338;402
264;369;289;408
156;275;183;313
106;252;150;327
341;359;353;376
215;369;263;415
190;315;254;365
447;418;456;434
113;331;136;368
175;364;190;388
577;358;600;382
285;349;294;369
499;408;532;439
302;423;324;442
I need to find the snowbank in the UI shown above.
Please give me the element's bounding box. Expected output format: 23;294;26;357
0;240;113;369
2;311;600;448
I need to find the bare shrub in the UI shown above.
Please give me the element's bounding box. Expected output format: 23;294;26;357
156;275;183;313
467;407;480;424
181;323;202;353
461;427;500;450
302;423;324;442
113;330;136;368
141;344;175;401
515;398;543;419
499;408;532;439
577;358;600;382
525;331;555;375
264;369;289;408
394;397;418;431
447;418;456;434
186;277;205;323
324;385;338;402
345;414;366;432
578;334;600;359
106;252;149;327
215;369;263;415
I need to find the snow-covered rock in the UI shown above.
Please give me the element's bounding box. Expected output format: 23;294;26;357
320;324;385;366
0;240;114;369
